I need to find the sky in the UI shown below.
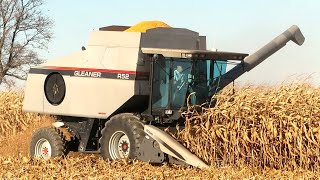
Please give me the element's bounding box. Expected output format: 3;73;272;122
40;0;320;85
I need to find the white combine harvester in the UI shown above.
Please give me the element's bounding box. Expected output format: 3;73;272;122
23;21;305;168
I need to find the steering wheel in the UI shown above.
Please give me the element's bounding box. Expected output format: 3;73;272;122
189;78;210;91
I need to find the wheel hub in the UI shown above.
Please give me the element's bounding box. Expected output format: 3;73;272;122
34;138;52;160
109;131;130;159
121;141;128;151
43;147;49;154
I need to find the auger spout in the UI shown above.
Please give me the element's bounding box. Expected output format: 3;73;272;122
244;25;305;71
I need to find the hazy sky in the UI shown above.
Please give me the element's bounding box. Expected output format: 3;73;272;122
41;0;319;85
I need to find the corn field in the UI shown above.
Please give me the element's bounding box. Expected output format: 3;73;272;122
0;92;52;141
0;84;320;178
177;83;320;170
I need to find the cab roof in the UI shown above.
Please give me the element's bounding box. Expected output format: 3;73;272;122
141;48;248;60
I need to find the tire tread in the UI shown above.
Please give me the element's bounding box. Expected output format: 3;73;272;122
30;126;68;158
99;113;145;160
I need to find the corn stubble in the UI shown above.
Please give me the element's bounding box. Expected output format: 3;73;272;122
177;83;320;170
0;155;317;179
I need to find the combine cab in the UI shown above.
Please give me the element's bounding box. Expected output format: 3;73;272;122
23;21;305;168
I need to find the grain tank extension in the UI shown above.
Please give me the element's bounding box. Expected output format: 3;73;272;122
23;22;305;168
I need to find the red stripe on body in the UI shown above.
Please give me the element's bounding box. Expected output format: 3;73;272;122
42;66;149;75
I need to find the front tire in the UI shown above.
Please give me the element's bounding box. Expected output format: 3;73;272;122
100;113;145;160
30;127;67;159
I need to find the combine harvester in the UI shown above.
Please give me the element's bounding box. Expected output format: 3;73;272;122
23;21;305;168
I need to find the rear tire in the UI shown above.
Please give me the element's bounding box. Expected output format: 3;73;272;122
30;127;67;159
100;113;145;160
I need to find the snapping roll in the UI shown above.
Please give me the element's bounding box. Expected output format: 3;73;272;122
144;125;209;169
244;25;305;71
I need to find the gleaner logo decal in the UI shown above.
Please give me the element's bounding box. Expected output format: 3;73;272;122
29;66;149;80
74;71;102;78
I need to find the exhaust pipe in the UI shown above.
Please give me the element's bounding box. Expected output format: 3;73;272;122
244;25;305;71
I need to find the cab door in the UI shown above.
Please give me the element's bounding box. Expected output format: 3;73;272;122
151;59;171;109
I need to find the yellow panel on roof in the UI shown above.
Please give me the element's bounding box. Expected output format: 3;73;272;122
124;20;171;33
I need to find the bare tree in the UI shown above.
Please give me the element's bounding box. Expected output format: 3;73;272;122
0;0;53;87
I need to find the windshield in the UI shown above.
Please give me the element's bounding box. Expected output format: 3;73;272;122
151;58;227;109
172;59;227;108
